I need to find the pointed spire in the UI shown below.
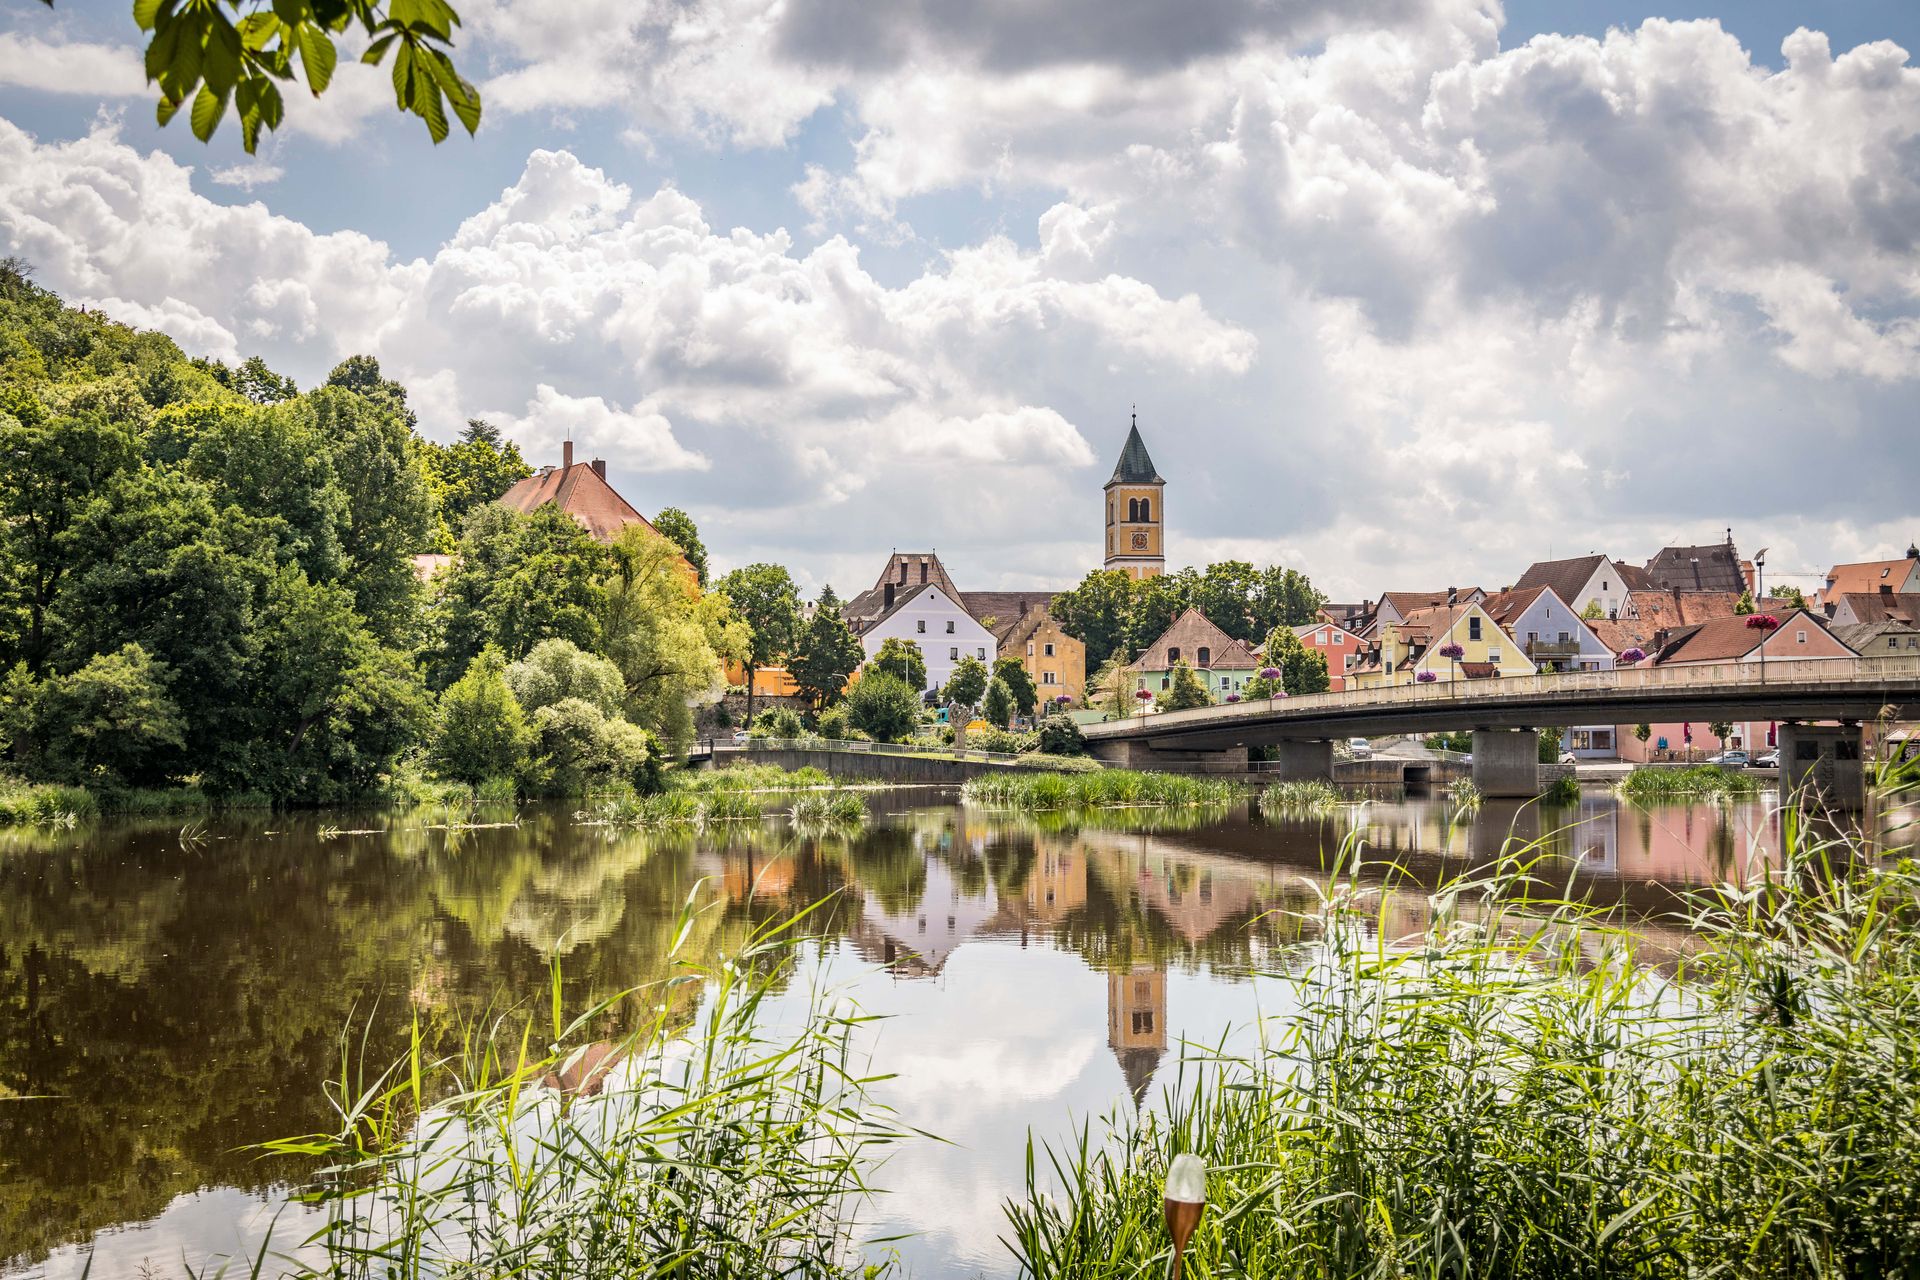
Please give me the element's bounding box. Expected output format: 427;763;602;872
1108;413;1164;486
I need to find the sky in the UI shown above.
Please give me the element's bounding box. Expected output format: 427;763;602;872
1;1;1917;602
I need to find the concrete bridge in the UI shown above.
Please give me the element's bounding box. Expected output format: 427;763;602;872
1085;656;1920;805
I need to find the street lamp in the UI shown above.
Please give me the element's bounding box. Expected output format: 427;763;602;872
1163;1153;1207;1280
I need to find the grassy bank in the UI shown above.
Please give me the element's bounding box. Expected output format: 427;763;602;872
267;910;909;1278
1005;768;1920;1279
1256;779;1345;813
0;777;278;825
1619;764;1764;801
963;769;1242;811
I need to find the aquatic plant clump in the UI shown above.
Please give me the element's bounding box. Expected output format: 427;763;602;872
962;769;1242;811
1006;763;1920;1280
1619;765;1763;801
1256;779;1345;813
1445;776;1486;808
271;910;911;1280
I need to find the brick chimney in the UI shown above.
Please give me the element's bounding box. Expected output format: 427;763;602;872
590;458;606;480
563;438;574;470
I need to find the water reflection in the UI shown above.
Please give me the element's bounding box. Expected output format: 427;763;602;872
1;789;1909;1278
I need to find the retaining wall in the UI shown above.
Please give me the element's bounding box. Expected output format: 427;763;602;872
707;746;1015;784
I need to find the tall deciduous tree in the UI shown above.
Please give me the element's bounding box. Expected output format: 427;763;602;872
429;505;608;687
981;676;1014;728
430;647;529;785
1050;569;1138;665
417;422;532;550
715;563;801;725
599;525;744;752
789;592;864;711
0;408;140;671
308;387;434;640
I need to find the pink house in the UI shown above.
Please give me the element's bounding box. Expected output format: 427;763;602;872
1290;621;1367;691
1613;610;1858;762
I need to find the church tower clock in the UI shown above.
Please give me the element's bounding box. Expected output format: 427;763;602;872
1103;412;1165;579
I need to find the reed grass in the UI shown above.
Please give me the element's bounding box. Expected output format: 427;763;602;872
1257;779;1344;813
264;902;911;1279
1445;775;1486;808
1539;773;1581;805
1004;763;1920;1279
1619;764;1763;800
789;790;870;827
674;763;835;793
964;769;1242;811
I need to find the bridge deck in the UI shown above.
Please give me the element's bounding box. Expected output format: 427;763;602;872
1085;656;1920;750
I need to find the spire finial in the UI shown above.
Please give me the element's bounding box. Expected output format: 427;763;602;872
1131;404;1137;430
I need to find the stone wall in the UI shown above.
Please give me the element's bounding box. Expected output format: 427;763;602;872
707;745;1011;784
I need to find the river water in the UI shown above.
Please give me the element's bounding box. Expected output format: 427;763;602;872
2;786;1911;1279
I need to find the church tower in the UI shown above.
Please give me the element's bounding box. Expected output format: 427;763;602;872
1104;412;1165;579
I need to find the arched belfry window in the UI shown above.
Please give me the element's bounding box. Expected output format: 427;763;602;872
1126;498;1140;521
1139;497;1151;523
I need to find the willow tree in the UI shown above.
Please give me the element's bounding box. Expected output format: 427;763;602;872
599;525;746;753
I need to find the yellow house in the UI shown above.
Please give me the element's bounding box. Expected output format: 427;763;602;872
1348;602;1537;689
1103;415;1165;579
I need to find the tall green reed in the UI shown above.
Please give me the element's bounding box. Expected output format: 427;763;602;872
265;896;912;1279
1007;761;1920;1279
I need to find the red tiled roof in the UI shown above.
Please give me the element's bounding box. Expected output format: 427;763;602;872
1650;610;1828;664
1480;585;1550;627
1824;557;1919;601
1512;557;1607;608
1835;592;1920;625
497;463;659;544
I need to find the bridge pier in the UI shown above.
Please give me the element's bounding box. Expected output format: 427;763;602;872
1267;739;1335;782
1776;722;1866;810
1472;728;1540;798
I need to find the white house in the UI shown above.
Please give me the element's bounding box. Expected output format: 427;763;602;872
1511;554;1640;621
858;582;996;692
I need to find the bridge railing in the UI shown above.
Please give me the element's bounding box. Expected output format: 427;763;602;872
1086;654;1920;736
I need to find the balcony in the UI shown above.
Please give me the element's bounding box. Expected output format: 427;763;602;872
1525;638;1582;660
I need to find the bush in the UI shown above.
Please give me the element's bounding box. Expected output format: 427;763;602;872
526;697;661;796
969;726;1023;754
1034;713;1086;756
846;671;919;743
5;644;185;785
750;705;805;739
814;703;857;740
430;648;531;784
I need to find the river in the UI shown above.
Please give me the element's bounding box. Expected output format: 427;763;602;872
2;785;1911;1279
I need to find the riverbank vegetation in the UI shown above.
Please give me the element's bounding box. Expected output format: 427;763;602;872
964;769;1242;810
0;269;747;812
1619;764;1764;801
1005;766;1920;1279
1256;779;1345;813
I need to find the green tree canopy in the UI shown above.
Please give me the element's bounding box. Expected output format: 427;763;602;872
868;637;927;692
788;594;864;711
429;505;608;686
846;671;919;743
430;647;528;785
1259;625;1331;696
506;638;626;718
992;656;1038;718
1161;660;1212;711
943;653;990;708
715;562;801;720
597;525;742;752
652;508;709;587
418;423;532;550
981;676;1014;727
11;643;185;785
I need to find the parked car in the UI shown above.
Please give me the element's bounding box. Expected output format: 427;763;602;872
1348;737;1373;759
1708;749;1750;768
1753;750;1779;769
731;729;750;745
1558;751;1579;765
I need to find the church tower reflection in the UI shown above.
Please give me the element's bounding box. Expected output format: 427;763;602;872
1107;964;1167;1105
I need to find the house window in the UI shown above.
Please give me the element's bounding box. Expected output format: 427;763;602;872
1797;630;1807;643
917;620;926;633
1469;617;1482;640
1168;646;1181;663
977;647;986;659
1489;648;1502;663
1027;642;1034;656
1044;642;1055;656
1161;677;1170;690
1197;646;1211;667
921;562;929;584
949;647;959;660
1132;1011;1155;1035
1043;671;1057;685
946;620;955;633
